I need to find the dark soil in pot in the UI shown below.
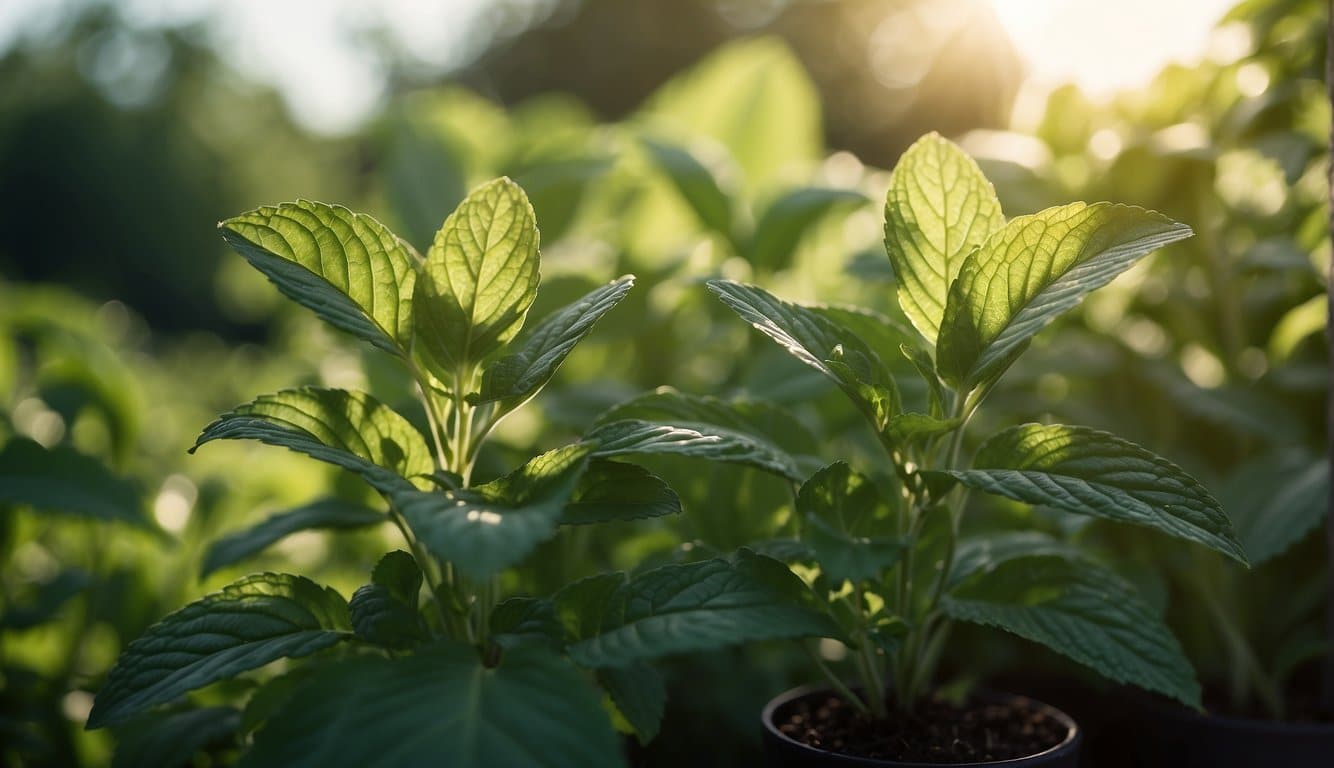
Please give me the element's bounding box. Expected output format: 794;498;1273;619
763;686;1081;766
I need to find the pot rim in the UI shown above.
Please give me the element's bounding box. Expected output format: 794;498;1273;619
761;684;1081;767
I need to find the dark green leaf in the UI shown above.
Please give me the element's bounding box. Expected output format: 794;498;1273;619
944;556;1200;707
749;187;867;271
220;201;417;356
243;642;623;768
797;462;904;584
935;424;1245;564
567;551;841;667
586;420;802;482
491;597;563;650
112;707;241;768
395;443;593;579
1;568;92;629
472;276;634;410
563;460;681;525
600;662;666;744
948;532;1086;588
370;550;422;603
350;551;425;649
883;133;1004;343
192;388;433;495
201;499;384;578
413;177;540;373
936;203;1192;388
0;437;149;529
88;574;351;729
1224;451;1329;566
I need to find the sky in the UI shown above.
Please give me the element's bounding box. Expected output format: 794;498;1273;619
0;0;1242;135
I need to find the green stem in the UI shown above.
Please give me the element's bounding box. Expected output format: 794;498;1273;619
805;641;871;717
1195;569;1283;717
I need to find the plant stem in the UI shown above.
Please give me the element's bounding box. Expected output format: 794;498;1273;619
805;641;871;717
1194;568;1283;717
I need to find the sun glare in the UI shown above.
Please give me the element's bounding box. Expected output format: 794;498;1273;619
989;0;1239;98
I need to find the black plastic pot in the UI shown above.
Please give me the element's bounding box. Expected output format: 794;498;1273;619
1131;698;1334;768
761;686;1082;767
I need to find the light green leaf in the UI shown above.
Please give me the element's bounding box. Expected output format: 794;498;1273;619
111;707;240;768
706;280;898;430
1268;294;1327;363
242;642;624;768
201;499;385;578
934;424;1245;564
936;203;1192;388
88;574;351;729
810;305;917;368
192;388;433;495
220;201;417;356
472;276;634;410
640;137;735;237
749;187;868;271
600;662;666;744
567;551;841;667
394;443;593;579
563;460;681;525
883;413;960;446
944;556;1201;707
948;532;1086;588
0;437;150;530
884;133;1005;344
1223;451;1329;566
413;177;540;374
797;462;904;584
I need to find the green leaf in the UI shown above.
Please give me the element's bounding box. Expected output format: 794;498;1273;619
948;532;1086;588
640;137;734;237
192;388;433;496
472;276;634;410
589;387;811;481
797;462;904;584
563;460;681;525
0;437;150;529
554;572;626;643
394;443;593;580
884;413;960;446
201;499;385;578
1;569;92;630
220;201;417;356
811;305;917;368
599;662;666;744
936;203;1192;388
350;551;425;649
413;177;540;374
242;642;624;768
944;556;1201;707
1223;451;1329;566
706;280;898;430
491;597;563;650
88;574;351;729
935;424;1245;564
749;187;867;271
112;707;241;768
884;133;1005;344
567;551;841;667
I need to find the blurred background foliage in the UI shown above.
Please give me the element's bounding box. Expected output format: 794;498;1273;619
0;0;1327;765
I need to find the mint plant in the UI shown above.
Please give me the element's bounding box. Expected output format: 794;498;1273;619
628;134;1249;718
84;178;838;766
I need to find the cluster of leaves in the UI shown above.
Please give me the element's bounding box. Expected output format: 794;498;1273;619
84;178;847;766
619;133;1251;716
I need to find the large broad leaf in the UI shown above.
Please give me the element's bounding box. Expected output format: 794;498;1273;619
883;133;1005;344
472;276;634;410
640;137;735;237
349;551;425;650
750;187;868;272
589;387;813;481
797;462;904;584
936;203;1192;388
242;642;623;768
0;437;150;529
567;550;841;667
413;177;540;374
944;556;1201;707
706;280;899;430
600;662;666;744
220;201;417;356
111;707;241;768
394;443;593;580
947;531;1086;588
87;574;351;729
201;499;385;578
935;424;1245;564
563;460;681;525
1223;451;1329;566
192;388;433;495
